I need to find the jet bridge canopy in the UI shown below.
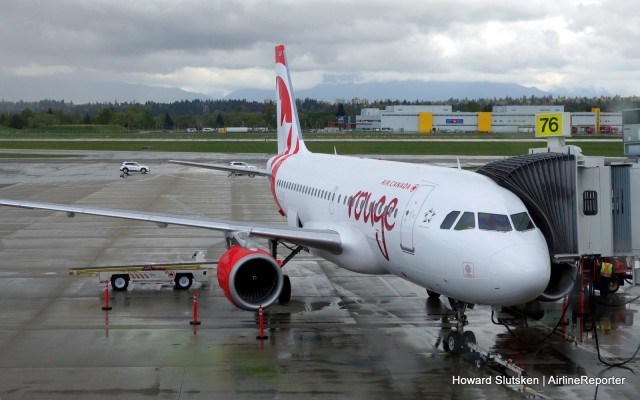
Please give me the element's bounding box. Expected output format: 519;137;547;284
477;153;578;258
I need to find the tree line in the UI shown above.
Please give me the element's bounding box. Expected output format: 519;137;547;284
1;95;639;131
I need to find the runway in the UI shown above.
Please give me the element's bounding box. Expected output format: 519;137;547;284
0;153;638;399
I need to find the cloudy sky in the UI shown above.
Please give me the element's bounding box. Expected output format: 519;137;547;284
1;0;639;101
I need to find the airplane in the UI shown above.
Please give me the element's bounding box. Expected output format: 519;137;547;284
0;45;574;354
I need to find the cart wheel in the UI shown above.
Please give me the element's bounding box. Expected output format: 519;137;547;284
608;276;620;293
174;274;193;290
111;275;129;291
475;357;486;369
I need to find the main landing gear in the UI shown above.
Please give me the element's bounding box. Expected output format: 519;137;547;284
269;238;306;305
442;298;477;355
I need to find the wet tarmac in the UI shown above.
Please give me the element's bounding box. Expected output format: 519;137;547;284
0;153;638;399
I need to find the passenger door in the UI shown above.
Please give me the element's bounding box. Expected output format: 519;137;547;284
400;184;434;254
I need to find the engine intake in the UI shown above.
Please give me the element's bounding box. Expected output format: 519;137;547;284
538;261;578;302
217;246;284;311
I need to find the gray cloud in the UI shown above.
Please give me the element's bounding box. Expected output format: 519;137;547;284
0;0;638;100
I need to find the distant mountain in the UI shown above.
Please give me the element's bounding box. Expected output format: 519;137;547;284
226;80;549;102
551;86;612;98
0;76;215;103
1;75;557;104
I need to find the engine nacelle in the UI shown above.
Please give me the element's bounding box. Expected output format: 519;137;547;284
538;261;578;302
217;245;284;311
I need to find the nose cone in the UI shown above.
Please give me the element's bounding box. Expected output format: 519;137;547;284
490;243;550;306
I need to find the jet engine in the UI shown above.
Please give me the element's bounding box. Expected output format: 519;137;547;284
538;261;578;302
217;245;284;311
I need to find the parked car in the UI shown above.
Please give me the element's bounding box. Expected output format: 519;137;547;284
120;161;151;174
228;161;257;176
228;161;257;169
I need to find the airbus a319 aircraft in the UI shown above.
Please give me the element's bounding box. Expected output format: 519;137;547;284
0;45;562;354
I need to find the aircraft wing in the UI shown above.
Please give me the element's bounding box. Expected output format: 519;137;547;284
0;198;342;254
168;160;271;177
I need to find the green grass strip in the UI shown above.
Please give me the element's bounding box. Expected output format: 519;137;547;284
0;140;625;157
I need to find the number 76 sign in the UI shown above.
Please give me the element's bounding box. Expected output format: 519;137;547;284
535;113;571;137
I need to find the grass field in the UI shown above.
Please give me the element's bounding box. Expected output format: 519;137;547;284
0;127;620;141
0;138;625;157
0;127;625;157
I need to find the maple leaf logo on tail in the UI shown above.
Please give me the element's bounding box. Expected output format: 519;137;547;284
270;45;309;213
274;44;307;157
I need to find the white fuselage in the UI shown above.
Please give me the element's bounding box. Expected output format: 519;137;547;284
269;152;551;307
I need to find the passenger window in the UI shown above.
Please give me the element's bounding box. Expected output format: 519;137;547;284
454;212;475;230
478;213;512;232
440;211;460;229
511;212;535;231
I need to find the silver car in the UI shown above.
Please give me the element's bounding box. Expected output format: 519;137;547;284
120;161;151;174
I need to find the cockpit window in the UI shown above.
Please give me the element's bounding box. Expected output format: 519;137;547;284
511;212;535;231
478;213;512;232
454;212;475;230
440;211;460;229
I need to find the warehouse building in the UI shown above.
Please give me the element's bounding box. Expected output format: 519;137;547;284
354;104;623;134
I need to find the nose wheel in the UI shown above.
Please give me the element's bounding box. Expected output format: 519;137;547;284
444;329;477;355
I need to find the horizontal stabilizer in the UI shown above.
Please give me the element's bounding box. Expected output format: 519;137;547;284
169;160;271;177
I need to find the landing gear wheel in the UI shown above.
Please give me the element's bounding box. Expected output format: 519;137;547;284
443;336;451;352
174;274;193;290
463;331;477;349
447;331;463;355
278;275;291;304
426;290;441;299
111;275;129;291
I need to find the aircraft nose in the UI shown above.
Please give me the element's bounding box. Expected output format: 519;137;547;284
490;243;550;305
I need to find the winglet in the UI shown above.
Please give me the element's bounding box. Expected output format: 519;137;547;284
275;45;308;155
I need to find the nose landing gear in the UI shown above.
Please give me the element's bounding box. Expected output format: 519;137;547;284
442;299;477;355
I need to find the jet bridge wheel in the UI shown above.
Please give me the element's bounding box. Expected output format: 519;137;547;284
111;274;129;291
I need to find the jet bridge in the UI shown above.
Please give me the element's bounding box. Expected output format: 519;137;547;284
477;152;578;259
477;137;640;294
